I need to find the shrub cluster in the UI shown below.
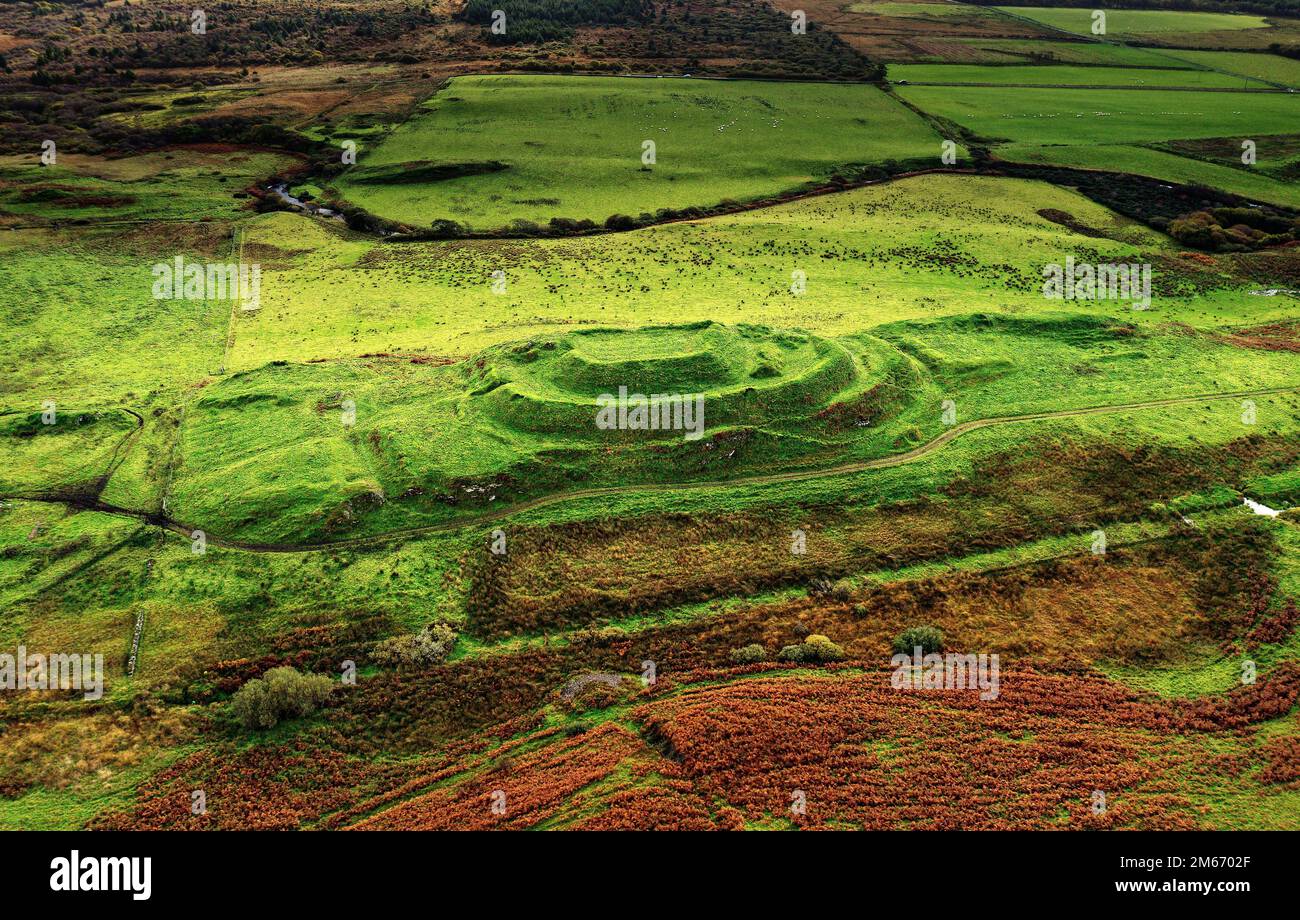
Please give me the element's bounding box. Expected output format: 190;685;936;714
777;634;845;663
231;667;334;730
729;643;767;664
1167;207;1299;252
371;622;458;669
892;626;945;656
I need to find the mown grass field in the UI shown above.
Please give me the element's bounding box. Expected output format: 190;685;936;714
897;81;1300;207
1159;49;1300;88
332;75;951;229
889;63;1269;88
896;84;1298;146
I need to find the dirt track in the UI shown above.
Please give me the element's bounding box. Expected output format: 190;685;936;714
6;384;1295;554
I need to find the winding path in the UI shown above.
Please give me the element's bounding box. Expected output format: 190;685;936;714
7;384;1296;553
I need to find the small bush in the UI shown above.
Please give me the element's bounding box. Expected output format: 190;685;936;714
830;579;854;602
231;667;334;730
730;643;767;664
428;218;466;238
372;622;457;669
851;603;868;619
777;643;806;663
892;626;944;656
604;213;638;231
778;635;845;664
803;634;846;662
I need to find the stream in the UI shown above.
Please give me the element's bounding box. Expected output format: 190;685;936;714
1243;497;1283;517
266;183;344;222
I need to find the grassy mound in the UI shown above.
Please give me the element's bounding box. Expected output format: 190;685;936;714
468;322;864;437
161;323;913;542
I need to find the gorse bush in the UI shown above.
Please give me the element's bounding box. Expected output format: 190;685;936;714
730;643;767;664
892;626;945;656
804;635;846;663
777;634;845;663
371;622;458;669
231;667;334;730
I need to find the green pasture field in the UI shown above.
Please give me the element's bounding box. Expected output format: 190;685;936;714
889;63;1269;88
995;7;1300;51
4;173;1287;414
6;174;1298;544
0;149;296;223
933;38;1191;67
896;82;1300;204
995;7;1273;37
1159;49;1300;88
0;224;236;407
227;175;1287;377
331;75;951;230
894;84;1299;146
996;142;1300;208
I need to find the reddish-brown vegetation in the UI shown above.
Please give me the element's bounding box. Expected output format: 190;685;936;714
348;723;654;830
1260;735;1300;786
1218;322;1300;354
465;435;1298;639
635;670;1203;830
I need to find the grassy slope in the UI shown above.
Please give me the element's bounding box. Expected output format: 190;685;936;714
995;7;1273;37
998;142;1300;209
0;226;233;406
0;149;295;223
897;82;1300;206
4;175;1288;544
890;63;1269;88
895;84;1298;146
229;175;1282;374
333;75;950;229
1158;49;1300;88
3;54;1300;829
